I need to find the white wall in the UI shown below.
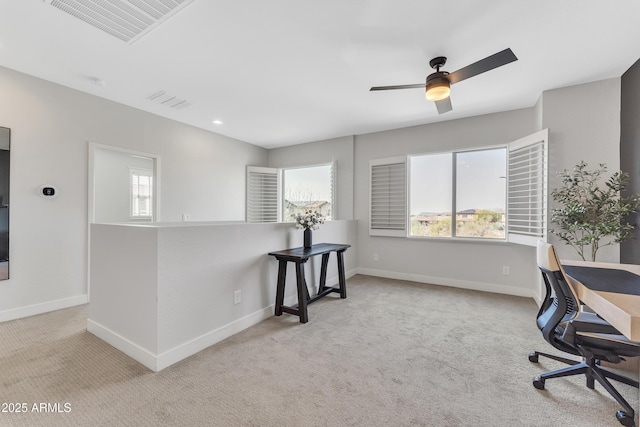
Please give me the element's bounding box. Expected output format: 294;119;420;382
89;220;358;371
267;135;355;220
541;78;622;262
0;66;267;320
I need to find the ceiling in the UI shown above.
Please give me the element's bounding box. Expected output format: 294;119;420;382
1;1;640;149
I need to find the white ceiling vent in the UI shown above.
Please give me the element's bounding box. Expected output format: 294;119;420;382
146;90;192;109
45;0;195;43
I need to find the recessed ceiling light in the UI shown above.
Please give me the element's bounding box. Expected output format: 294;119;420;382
212;120;223;125
89;77;106;87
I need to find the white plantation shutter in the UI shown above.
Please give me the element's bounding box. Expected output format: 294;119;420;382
329;161;336;220
246;166;280;223
370;156;407;237
507;129;548;245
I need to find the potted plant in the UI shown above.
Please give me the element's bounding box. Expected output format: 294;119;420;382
550;161;640;261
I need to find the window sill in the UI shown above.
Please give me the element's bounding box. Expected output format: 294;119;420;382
408;235;510;245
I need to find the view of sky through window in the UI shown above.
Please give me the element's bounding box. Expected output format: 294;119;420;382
283;164;332;221
410;148;506;238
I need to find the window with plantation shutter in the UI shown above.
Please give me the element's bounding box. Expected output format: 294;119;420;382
507;129;548;246
370;157;407;237
282;162;334;221
246;166;279;223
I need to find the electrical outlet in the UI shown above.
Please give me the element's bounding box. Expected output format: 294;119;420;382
502;266;510;275
233;290;241;305
182;213;191;221
373;253;379;262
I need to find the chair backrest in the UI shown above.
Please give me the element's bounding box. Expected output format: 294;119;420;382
536;240;581;355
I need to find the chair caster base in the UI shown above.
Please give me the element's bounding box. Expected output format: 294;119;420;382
528;352;539;363
616;410;635;427
533;377;545;390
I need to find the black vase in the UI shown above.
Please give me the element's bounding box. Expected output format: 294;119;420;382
304;228;312;249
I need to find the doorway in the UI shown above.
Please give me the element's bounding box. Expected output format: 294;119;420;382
89;143;160;224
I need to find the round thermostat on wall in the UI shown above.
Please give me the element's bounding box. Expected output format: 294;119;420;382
39;185;58;199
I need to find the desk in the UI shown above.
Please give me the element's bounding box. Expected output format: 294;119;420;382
562;260;640;342
268;243;350;323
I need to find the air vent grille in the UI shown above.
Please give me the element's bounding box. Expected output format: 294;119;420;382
47;0;194;43
146;90;192;109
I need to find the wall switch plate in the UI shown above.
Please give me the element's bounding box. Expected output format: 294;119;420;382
373;253;379;262
502;266;510;275
234;290;241;305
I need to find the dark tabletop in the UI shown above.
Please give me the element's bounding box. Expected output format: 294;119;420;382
563;265;640;296
268;243;350;260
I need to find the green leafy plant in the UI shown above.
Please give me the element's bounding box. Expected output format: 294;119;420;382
550;161;640;261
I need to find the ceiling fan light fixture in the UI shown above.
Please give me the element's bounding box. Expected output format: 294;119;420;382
425;74;451;101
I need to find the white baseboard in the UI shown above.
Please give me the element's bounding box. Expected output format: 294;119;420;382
86;268;360;372
356;267;536;299
87;304;276;372
87;319;158;371
154;305;275;371
0;295;88;323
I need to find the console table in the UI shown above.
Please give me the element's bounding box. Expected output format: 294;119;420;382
268;243;350;323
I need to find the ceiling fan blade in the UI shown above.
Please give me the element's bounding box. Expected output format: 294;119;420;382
370;83;426;91
435;97;452;114
447;48;517;84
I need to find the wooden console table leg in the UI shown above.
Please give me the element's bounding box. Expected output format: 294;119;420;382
274;260;287;316
318;253;330;294
296;262;309;323
337;250;347;299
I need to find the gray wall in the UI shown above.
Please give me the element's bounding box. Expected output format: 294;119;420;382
621;58;640;264
541;78;622;262
0;65;267;320
353;108;540;297
271;78;623;297
0;61;627;321
267;135;355;220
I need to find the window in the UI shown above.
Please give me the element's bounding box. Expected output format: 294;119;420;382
130;168;153;219
246;163;334;223
283;163;334;221
409;153;452;237
410;148;506;239
369;129;548;244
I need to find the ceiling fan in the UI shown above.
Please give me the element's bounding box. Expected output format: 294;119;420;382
370;48;518;114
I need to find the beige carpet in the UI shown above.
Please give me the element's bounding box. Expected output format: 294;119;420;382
0;275;637;426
